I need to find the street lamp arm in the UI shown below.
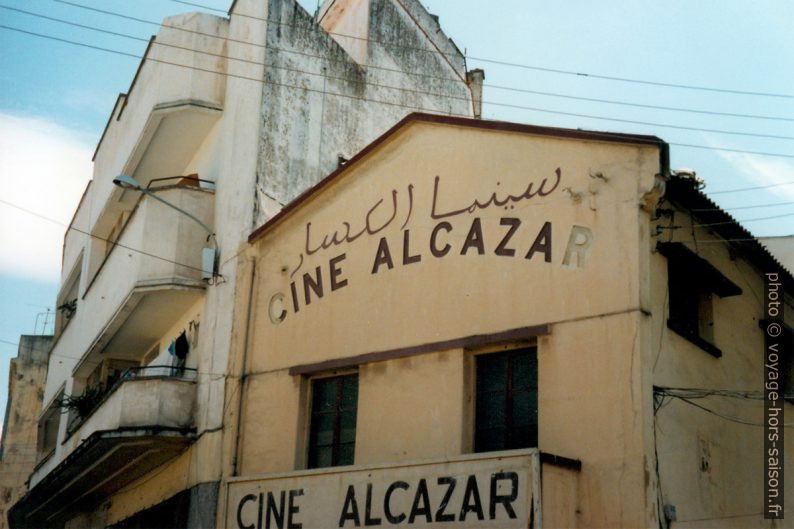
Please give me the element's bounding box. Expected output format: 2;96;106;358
113;174;216;246
139;188;216;245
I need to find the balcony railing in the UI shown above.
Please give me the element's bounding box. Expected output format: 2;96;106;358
17;366;199;528
65;366;197;436
122;364;199;379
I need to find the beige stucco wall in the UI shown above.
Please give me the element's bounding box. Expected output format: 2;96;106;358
540;313;650;528
245;121;658;366
233;119;662;528
356;349;467;464
650;210;794;528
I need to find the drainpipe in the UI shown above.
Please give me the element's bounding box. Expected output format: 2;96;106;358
466;68;485;119
231;257;257;476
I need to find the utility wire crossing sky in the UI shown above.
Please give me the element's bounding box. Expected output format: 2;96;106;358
0;0;792;423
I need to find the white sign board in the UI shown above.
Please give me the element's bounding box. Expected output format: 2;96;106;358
226;452;538;529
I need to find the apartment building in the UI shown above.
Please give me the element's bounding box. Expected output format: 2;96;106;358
6;1;477;527
0;336;52;529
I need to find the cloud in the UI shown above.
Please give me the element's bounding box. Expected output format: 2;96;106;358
0;113;93;282
717;151;794;202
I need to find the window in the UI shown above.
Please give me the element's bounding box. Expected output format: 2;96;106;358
475;348;538;452
668;258;715;346
55;257;82;336
37;390;64;461
307;374;358;468
658;242;741;358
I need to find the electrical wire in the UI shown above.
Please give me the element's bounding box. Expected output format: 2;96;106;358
170;0;225;12
166;0;794;99
0;197;217;278
673;396;793;428
708;181;794;194
666;142;793;159
693;212;794;228
0;152;782;298
0;24;459;115
8;2;462;87
165;0;794;99
732;258;765;311
8;8;794;142
19;3;794;142
491;103;794;141
0;5;476;109
485;84;794;123
3;23;794;161
654;387;794;427
1;9;791;293
0;338;50;350
692;201;794;211
687;238;768;244
54;0;458;68
654;386;767;400
675;512;767;524
46;1;794;123
170;0;468;59
466;55;794;99
50;0;464;85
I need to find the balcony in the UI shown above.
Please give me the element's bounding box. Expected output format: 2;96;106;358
13;367;197;529
64;365;198;438
70;185;213;380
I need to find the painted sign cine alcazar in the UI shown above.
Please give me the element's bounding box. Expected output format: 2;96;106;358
229;116;661;528
248;116;660;367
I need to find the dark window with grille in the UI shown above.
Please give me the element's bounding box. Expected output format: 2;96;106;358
667;257;716;349
475;348;538;452
308;374;358;468
658;242;742;358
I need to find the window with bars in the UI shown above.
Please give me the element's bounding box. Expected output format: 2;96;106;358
475;348;538;452
667;257;718;353
658;242;742;358
307;374;358;469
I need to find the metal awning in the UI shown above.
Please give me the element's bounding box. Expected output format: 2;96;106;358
9;428;194;529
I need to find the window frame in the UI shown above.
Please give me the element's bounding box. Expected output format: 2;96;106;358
54;254;83;337
658;242;742;358
36;387;64;463
666;256;719;355
306;372;359;469
472;345;538;453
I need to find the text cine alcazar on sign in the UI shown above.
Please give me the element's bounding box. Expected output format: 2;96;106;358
233;122;654;528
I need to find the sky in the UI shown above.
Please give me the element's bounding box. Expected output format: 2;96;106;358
0;0;793;423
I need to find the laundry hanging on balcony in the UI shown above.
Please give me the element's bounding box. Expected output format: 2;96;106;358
175;331;189;359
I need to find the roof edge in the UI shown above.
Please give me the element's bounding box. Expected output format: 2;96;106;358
666;175;793;295
248;112;668;244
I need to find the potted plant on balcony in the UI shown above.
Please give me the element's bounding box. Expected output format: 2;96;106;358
56;385;104;420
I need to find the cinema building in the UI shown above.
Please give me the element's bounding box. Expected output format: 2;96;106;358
4;2;793;528
223;113;793;529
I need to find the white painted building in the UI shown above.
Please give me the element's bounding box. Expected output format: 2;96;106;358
9;1;478;526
